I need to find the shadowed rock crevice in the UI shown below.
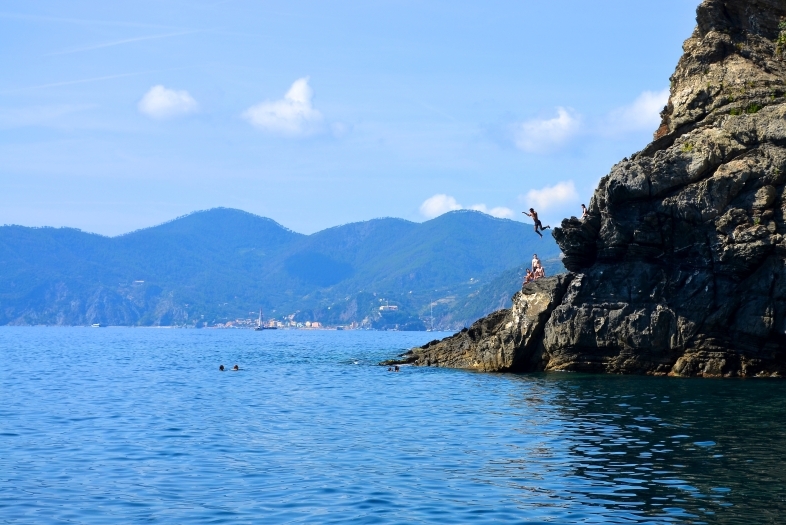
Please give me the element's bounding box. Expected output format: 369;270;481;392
393;0;786;378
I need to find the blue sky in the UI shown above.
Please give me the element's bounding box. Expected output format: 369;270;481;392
1;0;698;235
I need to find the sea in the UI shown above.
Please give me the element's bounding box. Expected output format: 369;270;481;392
2;327;785;524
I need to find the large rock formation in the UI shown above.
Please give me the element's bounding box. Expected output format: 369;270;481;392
395;0;786;377
392;275;572;372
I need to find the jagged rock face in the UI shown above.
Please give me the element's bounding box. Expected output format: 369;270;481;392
401;0;786;377
551;0;786;377
391;275;571;371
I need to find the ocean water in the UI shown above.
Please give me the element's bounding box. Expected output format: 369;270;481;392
1;328;785;524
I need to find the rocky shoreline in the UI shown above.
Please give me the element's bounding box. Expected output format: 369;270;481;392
386;0;786;378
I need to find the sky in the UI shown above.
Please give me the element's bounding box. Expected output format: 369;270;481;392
0;0;699;236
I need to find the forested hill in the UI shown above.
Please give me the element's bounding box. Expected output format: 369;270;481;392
0;208;563;329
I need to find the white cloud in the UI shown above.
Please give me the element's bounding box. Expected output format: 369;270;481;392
522;181;580;212
420;194;462;218
603;88;669;133
420;194;513;220
138;85;198;119
469;204;514;219
513;107;580;153
242;77;323;137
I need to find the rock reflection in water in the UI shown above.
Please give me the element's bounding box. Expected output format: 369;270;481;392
502;374;786;524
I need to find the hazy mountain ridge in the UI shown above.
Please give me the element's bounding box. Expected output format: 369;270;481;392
0;208;563;329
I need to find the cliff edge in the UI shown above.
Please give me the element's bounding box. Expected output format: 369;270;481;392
395;0;786;377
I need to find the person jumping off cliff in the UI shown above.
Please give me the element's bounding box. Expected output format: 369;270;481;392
522;208;550;237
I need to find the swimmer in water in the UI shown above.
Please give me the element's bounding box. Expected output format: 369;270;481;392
395;365;400;372
219;365;225;371
232;364;239;371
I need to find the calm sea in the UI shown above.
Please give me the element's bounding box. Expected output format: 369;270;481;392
1;327;785;524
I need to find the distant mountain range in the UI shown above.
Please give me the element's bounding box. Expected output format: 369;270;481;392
0;208;563;329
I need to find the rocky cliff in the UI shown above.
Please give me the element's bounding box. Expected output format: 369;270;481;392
394;0;786;377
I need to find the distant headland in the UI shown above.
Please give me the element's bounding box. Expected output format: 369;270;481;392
0;208;562;330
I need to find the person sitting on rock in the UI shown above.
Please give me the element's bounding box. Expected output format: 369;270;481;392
534;266;546;279
523;268;534;285
522;208;550;237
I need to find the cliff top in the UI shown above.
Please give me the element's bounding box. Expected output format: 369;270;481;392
650;0;786;153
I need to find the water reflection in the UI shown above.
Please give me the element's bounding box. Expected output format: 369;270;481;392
504;374;786;524
2;328;785;524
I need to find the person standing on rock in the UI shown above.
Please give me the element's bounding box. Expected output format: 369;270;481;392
581;204;587;220
532;254;541;273
522;208;550;237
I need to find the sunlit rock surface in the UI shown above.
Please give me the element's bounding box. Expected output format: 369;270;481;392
398;0;786;377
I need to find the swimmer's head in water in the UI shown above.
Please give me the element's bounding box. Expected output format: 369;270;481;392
219;365;225;371
233;364;239;370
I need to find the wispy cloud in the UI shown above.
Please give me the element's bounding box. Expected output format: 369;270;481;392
138;85;198;119
512;107;580;153
0;66;200;94
419;194;513;220
416;100;459;122
0;11;186;30
0;72;143;94
0;104;95;129
45;30;199;56
242;77;323;137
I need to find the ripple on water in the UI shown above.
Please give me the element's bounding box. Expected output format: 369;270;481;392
1;327;786;524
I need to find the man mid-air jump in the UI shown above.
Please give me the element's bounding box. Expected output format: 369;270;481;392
522;208;550;238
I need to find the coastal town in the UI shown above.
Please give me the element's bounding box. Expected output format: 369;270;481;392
214;302;401;330
219;317;358;330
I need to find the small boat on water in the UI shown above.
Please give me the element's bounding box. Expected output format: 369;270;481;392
91;323;104;328
254;309;277;331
